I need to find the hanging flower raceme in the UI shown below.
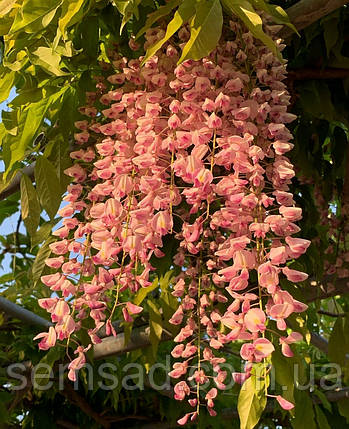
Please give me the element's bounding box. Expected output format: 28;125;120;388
34;13;310;423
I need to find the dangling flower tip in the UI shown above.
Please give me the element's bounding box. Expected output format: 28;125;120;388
276;395;295;410
177;413;190;425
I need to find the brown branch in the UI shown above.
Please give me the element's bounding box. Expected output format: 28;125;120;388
93;326;172;360
0;163;35;201
318;310;346;317
310;332;329;354
325;387;349;401
281;0;349;38
104;415;151;423
56;420;79;429
288;68;349;80
60;383;111;429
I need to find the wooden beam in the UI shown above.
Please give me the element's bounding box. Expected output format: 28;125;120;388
0;296;52;329
288;68;349;80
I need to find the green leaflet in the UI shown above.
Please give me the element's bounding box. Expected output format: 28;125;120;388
222;0;281;60
10;88;43;108
0;0;17;16
134;271;174;306
48;134;72;192
112;0;141;34
330;40;349;69
328;316;349;367
20;174;41;237
28;46;68;76
34;156;62;220
59;0;86;38
135;0;183;40
251;0;299;35
1;109;18;136
4;86;68;181
2;50;29;72
31;236;55;285
237;365;268;429
313;388;332;413
178;0;223;63
291;390;316;429
0;67;16;104
33;347;63;388
134;277;159;306
148;299;163;358
141;0;196;65
0;194;19;226
323;17;339;58
271;345;295;404
314;405;331;429
159;272;179;335
338;398;349;422
77;15;99;58
31;220;56;249
10;0;62;34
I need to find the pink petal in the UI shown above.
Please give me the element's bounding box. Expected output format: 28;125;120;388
276;395;294;410
126;302;143;314
253;338;275;358
287;331;303;343
281;343;294;358
177;414;190;425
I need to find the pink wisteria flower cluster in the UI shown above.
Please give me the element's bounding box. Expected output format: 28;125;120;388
35;16;310;423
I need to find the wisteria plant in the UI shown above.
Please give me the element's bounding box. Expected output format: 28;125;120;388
31;10;313;426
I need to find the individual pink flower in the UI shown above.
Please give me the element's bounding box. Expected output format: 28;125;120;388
55;315;76;340
269;303;294;330
285;237;311;256
253;338;275;360
49;240;69;255
258;262;279;292
41;273;61;287
34;326;57;350
68;346;90;382
177;413;191;426
282;267;308;282
45;256;65;268
279;331;303;357
126;302;143;314
169;362;188;378
168;114;181;129
152;211;172;235
38;298;57;312
207;113;222;128
244;308;266;333
205;387;217;408
279;206;302;221
64;165;87;182
276;395;294;410
269;246;288;265
51;299;70;323
169;306;183;325
174;381;190;400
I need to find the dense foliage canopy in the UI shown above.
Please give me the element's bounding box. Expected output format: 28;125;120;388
0;1;349;428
